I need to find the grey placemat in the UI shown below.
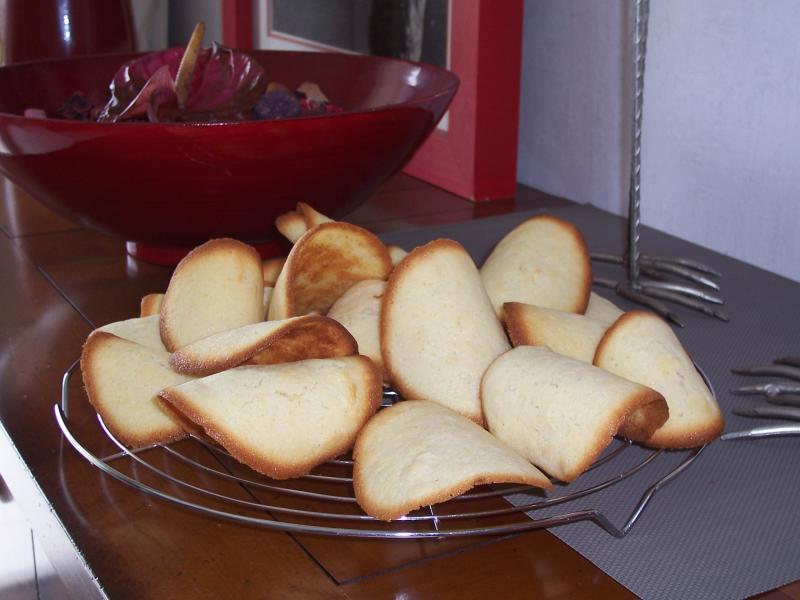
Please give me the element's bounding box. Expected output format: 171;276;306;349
378;203;800;600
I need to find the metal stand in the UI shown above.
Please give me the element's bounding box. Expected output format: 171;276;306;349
594;0;727;327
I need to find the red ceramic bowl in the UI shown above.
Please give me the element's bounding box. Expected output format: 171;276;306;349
0;51;458;263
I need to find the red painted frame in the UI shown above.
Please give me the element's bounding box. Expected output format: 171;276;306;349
222;0;253;50
222;0;523;202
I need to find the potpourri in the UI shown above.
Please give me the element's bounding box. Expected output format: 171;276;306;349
24;23;341;123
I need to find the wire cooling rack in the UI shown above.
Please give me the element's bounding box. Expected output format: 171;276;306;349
55;359;708;539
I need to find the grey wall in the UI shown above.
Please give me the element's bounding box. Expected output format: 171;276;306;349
131;0;220;50
167;0;222;46
518;0;800;282
130;0;168;51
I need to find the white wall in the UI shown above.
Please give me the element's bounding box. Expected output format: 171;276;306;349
518;0;800;282
130;0;168;51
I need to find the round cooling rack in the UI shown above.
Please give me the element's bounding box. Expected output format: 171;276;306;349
55;359;709;539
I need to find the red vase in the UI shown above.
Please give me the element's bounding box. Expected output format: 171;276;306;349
4;0;136;63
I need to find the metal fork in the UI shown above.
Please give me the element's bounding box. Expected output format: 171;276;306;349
598;0;728;325
722;356;800;441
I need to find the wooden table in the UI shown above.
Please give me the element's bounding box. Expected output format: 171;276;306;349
0;173;795;600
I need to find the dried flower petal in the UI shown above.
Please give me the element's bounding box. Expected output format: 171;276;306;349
97;43;266;123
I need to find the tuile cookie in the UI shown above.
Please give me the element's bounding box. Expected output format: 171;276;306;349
160;356;382;479
593;310;724;448
584;291;625;325
481;346;668;482
297;201;333;228
327;279;386;377
503;302;611;363
276;202;404;275
480;214;592;316
381;239;510;424
262;286;273;319
353;400;552;521
275;210;307;243
156;396;210;440
81;331;195;447
160;238;264;352
268;221;392;320
140;293;164;317
262;257;285;286
169;315;358;376
98;315;165;351
386;244;408;267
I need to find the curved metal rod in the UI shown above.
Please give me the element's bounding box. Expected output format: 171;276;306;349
122;420;661;522
58;402;699;539
456;441;633;501
160;444;360;505
168;437;659;521
56;400;679;532
449;449;662;522
55;403;629;537
721;424;800;441
57;368;659;524
57;405;646;539
618;445;706;536
90;411;378;521
55;358;709;538
165;430;635;506
60;358;80;418
190;438;353;484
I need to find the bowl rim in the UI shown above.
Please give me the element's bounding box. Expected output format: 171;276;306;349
0;48;461;127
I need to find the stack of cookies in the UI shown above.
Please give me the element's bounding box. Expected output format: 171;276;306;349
81;204;724;521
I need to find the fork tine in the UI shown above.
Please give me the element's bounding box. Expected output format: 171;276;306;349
731;383;800;396
733;405;800;421
766;394;800;408
637;286;729;322
642;260;720;290
592;276;618;289
640;266;671;282
730;384;773;395
591;252;723;278
641;255;722;277
642;286;730;322
774;357;800;368
731;365;800;381
639;279;724;305
590;253;624;265
615;284;684;327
